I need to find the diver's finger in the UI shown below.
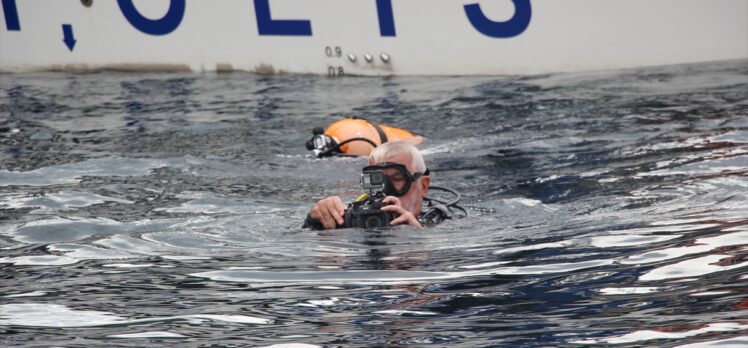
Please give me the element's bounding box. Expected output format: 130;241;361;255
325;213;340;229
390;213;410;225
392;213;422;228
318;208;335;229
326;202;344;226
332;197;346;217
381;204;405;215
390;212;419;227
320;218;332;230
382;196;402;206
316;201;337;229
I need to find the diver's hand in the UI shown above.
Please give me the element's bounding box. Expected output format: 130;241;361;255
310;196;346;229
381;196;422;228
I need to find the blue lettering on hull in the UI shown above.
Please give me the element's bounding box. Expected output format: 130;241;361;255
464;0;532;38
118;0;185;36
255;0;312;36
62;24;76;51
2;0;20;31
376;0;396;37
2;0;533;42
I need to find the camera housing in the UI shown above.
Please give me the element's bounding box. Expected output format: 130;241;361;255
343;198;393;229
342;170;394;229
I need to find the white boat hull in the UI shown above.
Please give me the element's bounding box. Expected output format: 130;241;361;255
1;0;746;75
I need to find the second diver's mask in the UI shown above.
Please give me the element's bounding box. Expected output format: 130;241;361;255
305;127;338;158
361;162;429;197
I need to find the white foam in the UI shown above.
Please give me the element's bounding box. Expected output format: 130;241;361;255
374;310;438;316
0;255;79;266
622;231;748;265
580;168;610;177
103;263;155;268
0;303;126;327
609;224;720;234
649;218;718;226
161;255;213;261
536;175;561;183
191;259;613;285
255;344;322;348
0;303;273;327
642;161;747;175
307;298;339;306
0;191;133;210
571;322;748;344
191;314;272;325
598;177;620;183
598;287;660;295
47;243;134;261
697;232;748;249
4;291;47;298
514;198;544;206
5;216;194;244
621;244;713;265
707;130;748;144
107;331;186;338
459;261;511;269
689;290;732;297
0;157;183;187
674;336;748;348
494;241;574;255
589;234;681;248
639;254;746;281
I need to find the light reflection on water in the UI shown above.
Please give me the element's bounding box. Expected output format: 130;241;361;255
1;60;747;346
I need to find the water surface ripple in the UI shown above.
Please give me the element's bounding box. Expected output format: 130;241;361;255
1;61;747;347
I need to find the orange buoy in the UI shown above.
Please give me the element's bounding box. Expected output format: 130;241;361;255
306;118;423;157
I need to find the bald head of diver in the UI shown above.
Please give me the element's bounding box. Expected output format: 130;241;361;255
305;141;431;229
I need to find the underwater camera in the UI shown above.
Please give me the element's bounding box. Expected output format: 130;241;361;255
342;170;393;229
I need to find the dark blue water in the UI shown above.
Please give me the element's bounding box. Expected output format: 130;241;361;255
1;60;747;347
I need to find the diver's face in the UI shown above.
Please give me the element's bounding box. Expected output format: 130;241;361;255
369;154;430;216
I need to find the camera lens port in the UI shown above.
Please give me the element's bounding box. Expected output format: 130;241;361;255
365;215;384;228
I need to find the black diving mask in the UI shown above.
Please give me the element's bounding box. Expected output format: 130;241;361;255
306;127;338;158
361;162;429;197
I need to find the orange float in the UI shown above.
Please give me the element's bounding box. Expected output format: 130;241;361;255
306;118;423;157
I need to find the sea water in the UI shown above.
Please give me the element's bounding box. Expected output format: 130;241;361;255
1;60;747;347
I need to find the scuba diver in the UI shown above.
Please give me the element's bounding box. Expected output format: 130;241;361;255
303;141;467;230
306;118;424;158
